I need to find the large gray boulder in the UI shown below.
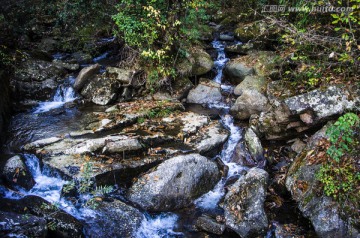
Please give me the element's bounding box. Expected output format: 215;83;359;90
176;47;214;76
81;75;119;105
191;48;214;76
12;59;67;101
195;122;229;156
225;51;280;85
128;153;221;211
244;128;265;168
234;75;266;96
284;85;359;122
3;155;35;190
254;84;360;140
224;61;254;84
76;65;137;105
106;67;133;85
230;89;269;120
73;64;101;91
286;125;359;237
187;79;222;104
84;200;144;238
224;168;268;237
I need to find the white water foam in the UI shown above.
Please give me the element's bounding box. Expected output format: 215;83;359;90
20;154;95;220
195;40;246;210
212;40;229;84
136;213;183;238
195;115;245;209
23;154;66;203
34;76;77;113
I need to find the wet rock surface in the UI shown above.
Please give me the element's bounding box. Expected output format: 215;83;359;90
3;155;35;190
21;101;228;185
190;47;214;76
224;60;254;84
2;19;349;237
0;196;84;238
195;215;225;235
0;210;47;238
233;75;266;96
128;153;221;211
12;58;67;101
81;74;120;105
244;128;265;168
224;168;269;237
176;47;214;76
84;199;144;238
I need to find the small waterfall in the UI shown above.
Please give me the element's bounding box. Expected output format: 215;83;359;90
24;154;67;203
212;40;229;84
195;39;246;210
136;213;183;238
21;154;95;220
34;76;77;113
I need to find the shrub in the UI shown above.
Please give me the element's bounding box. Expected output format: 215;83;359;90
112;0;216;91
316;113;360;219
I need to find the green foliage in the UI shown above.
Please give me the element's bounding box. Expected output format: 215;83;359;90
62;180;76;194
40;202;60;211
326;113;359;162
317;162;359;199
92;185;113;196
137;117;145;124
145;107;174;119
85;185;114;209
275;0;359;91
79;162;94;194
330;0;360;64
112;0;215;91
63;161;113;209
316;113;360;207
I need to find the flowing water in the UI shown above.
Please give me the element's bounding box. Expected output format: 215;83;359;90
195;40;246;211
1;154;97;218
34;76;77;113
135;39;245;236
136;213;183;238
2;38;249;237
